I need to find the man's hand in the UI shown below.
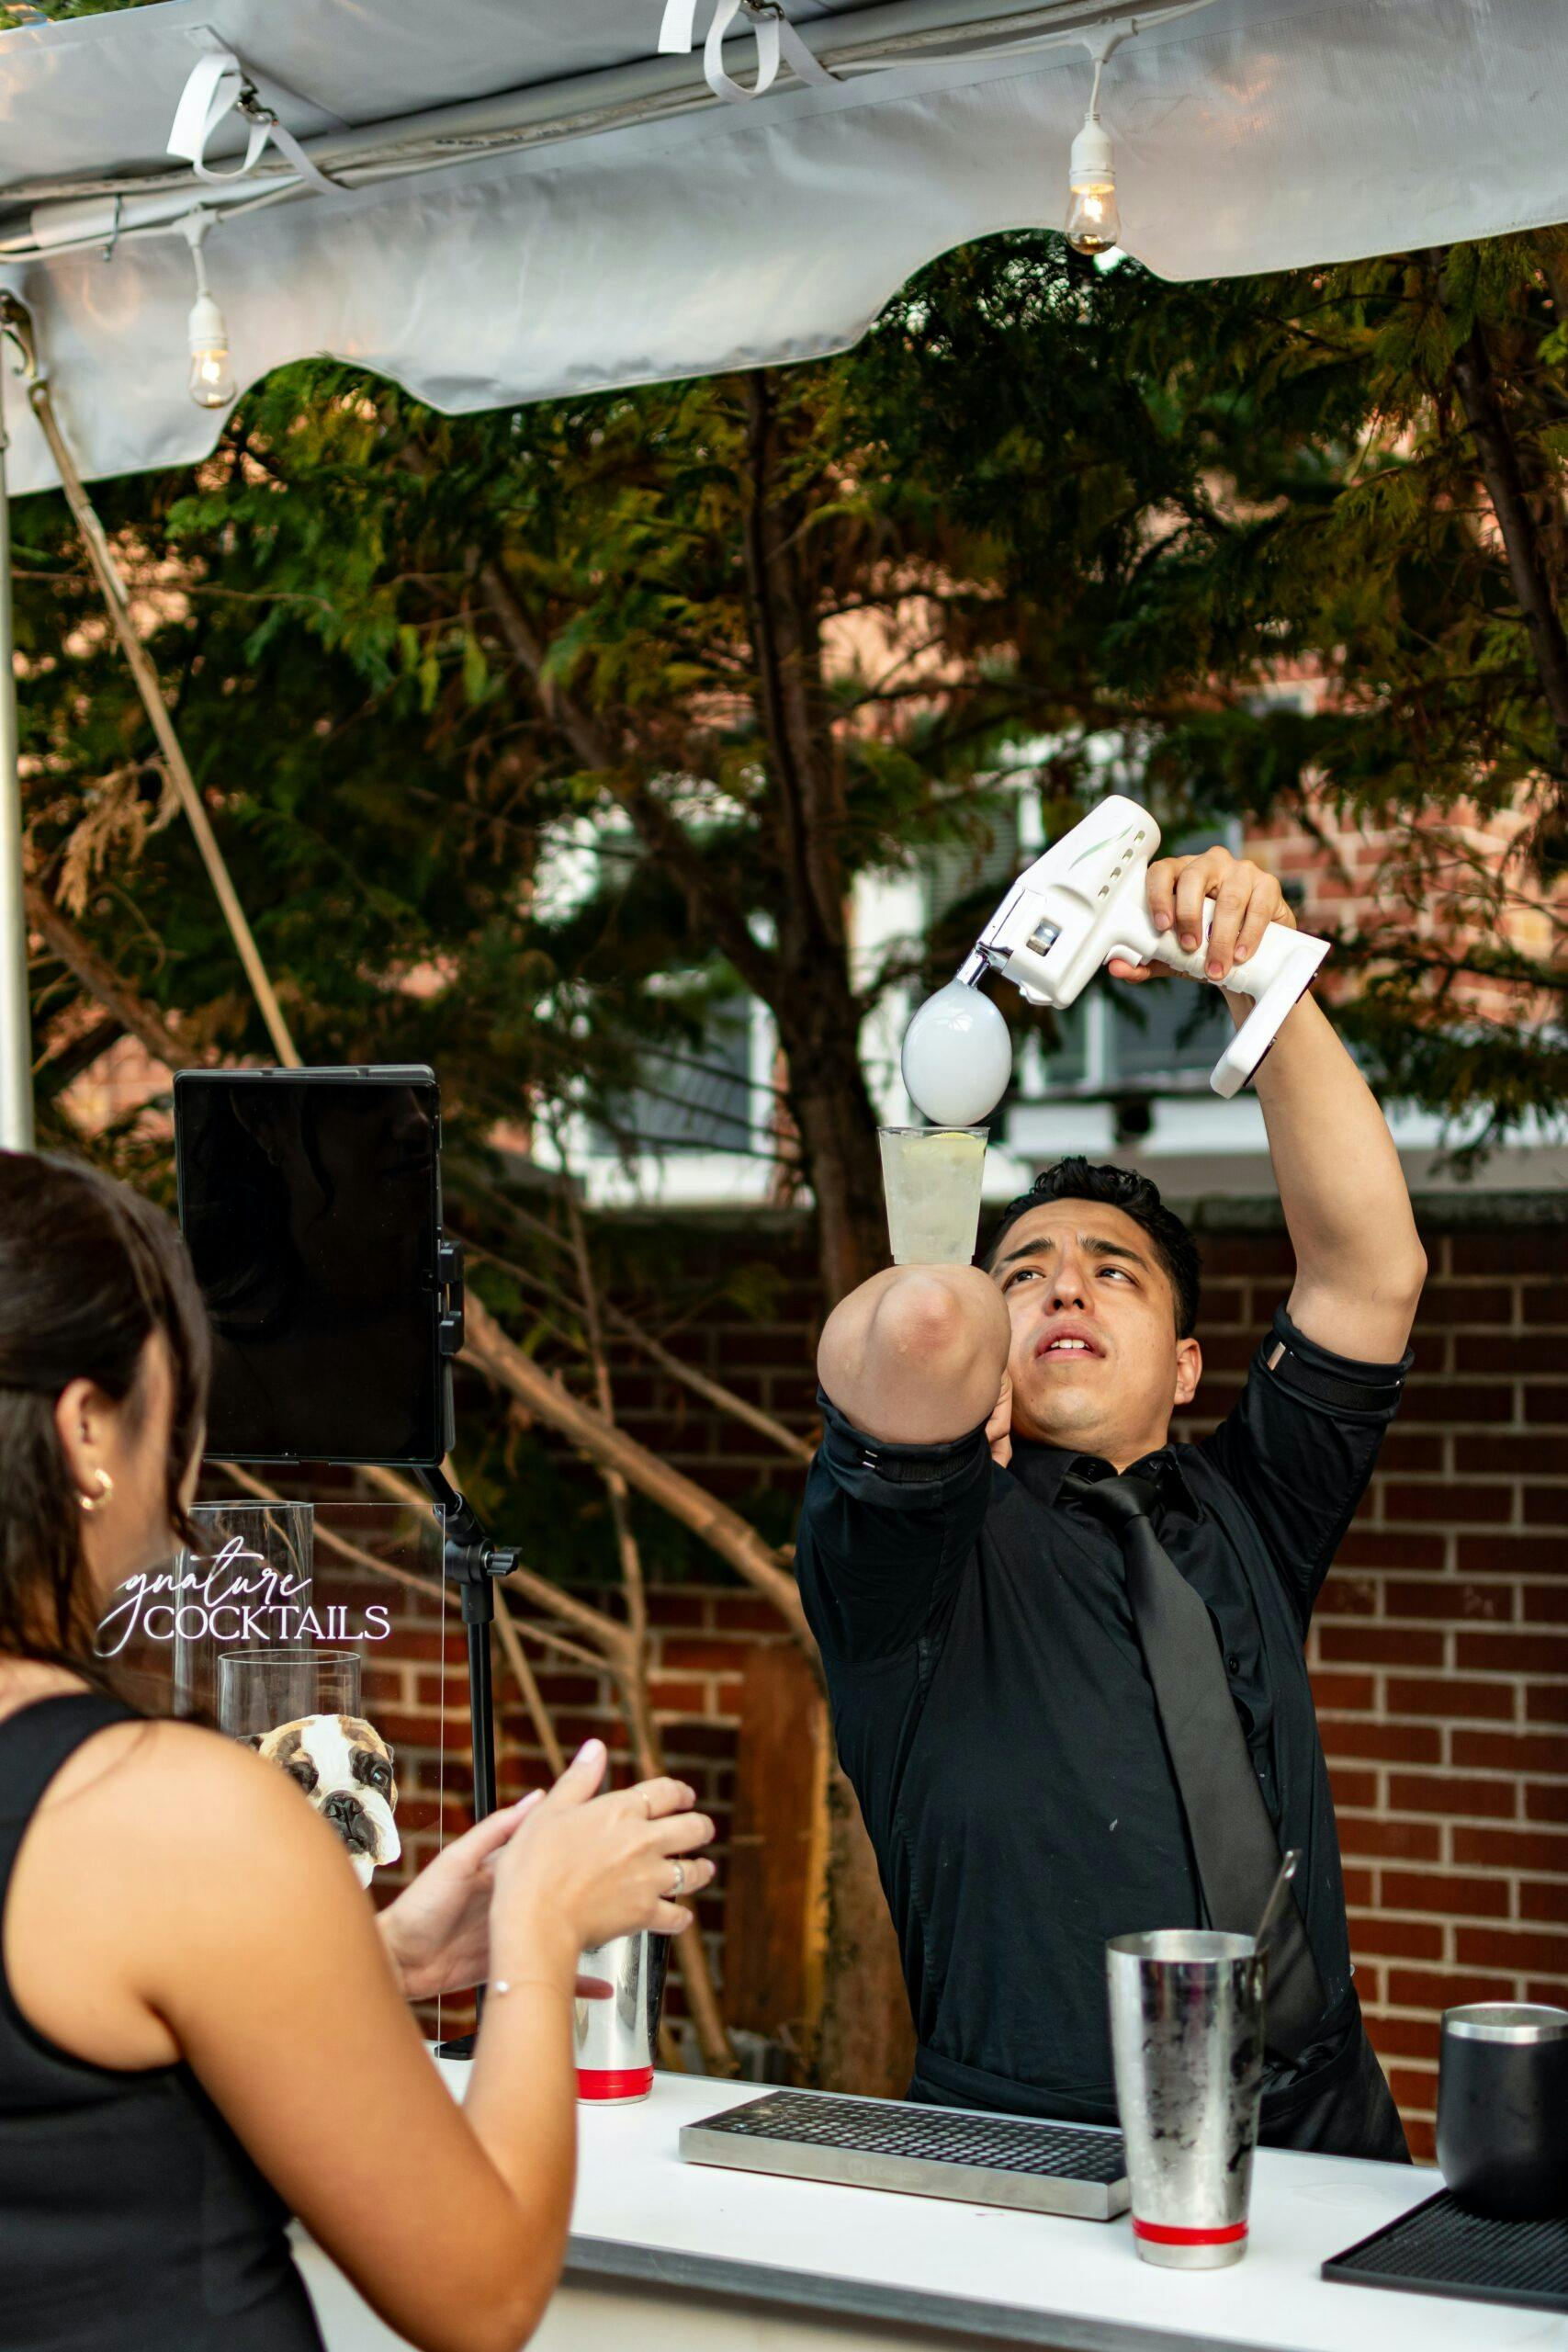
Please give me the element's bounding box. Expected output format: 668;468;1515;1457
1107;845;1295;988
377;1794;544;2001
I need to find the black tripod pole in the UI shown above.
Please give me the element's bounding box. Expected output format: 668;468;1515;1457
416;1466;517;2057
460;1571;496;1824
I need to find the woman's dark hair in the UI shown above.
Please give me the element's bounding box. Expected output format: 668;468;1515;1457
981;1157;1201;1338
0;1152;211;1681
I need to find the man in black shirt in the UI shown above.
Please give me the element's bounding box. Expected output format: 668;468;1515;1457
796;842;1427;2159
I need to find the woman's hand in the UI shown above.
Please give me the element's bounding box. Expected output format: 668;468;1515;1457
490;1740;716;1975
1107;846;1295;986
378;1793;546;2002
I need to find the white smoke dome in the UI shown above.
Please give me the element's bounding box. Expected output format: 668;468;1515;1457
900;982;1014;1128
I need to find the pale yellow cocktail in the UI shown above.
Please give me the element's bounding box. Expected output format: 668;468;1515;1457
878;1126;988;1266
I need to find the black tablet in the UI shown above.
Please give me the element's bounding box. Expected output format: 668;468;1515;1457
174;1066;452;1465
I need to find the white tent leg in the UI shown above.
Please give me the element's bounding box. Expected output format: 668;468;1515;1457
0;401;33;1150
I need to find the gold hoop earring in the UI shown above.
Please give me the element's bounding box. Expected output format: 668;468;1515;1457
79;1467;114;1515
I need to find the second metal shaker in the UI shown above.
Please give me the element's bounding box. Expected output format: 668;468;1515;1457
1107;1928;1266;2268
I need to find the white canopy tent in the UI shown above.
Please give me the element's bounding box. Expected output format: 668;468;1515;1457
0;0;1564;1136
2;0;1566;494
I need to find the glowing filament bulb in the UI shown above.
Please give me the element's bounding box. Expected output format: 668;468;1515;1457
1065;178;1120;255
186;290;234;410
1065;63;1120;258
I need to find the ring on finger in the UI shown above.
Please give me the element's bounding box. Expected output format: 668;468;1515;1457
669;1860;686;1900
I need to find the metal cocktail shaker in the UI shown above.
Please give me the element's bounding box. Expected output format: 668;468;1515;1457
1438;2003;1568;2220
574;1930;670;2103
1107;1929;1265;2268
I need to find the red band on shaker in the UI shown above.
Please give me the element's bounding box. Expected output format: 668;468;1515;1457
1133;2218;1248;2247
577;2065;654;2100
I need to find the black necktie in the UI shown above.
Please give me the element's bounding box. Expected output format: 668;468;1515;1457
1062;1470;1326;2063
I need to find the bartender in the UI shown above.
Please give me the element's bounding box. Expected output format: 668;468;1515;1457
796;842;1426;2159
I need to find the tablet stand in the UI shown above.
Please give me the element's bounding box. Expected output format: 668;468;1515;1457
415;1464;519;2058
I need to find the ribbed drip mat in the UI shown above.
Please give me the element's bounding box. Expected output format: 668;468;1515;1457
1323;2188;1568;2313
680;2087;1128;2220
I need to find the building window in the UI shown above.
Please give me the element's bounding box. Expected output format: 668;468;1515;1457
592;996;761;1157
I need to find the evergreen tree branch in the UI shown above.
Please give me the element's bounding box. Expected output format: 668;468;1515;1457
740;372;844;965
1450;317;1568;786
475;548;780;1000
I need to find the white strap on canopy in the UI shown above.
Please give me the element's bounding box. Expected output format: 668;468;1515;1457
659;0;840;104
166;35;341;196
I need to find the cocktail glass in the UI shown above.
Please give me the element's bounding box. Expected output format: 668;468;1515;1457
878;1126;988;1266
217;1646;362;1741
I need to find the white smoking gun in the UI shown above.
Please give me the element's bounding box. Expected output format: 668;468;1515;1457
901;796;1328;1129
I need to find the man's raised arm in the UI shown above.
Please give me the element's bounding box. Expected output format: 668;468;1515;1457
1138;844;1427;1363
1248;989;1427;1361
817;1265;1010;1445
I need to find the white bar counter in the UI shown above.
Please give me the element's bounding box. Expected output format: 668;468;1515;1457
295;2064;1564;2352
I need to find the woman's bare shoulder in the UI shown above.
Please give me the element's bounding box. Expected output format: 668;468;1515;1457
43;1713;321;1860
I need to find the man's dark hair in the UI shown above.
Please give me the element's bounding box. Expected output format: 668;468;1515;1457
980;1158;1201;1338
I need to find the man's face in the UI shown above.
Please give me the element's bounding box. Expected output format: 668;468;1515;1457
988;1200;1201;1465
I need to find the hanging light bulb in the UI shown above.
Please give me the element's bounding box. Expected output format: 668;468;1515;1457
179;209;236;411
1065;118;1119;254
186;291;235;409
1064;33;1124;258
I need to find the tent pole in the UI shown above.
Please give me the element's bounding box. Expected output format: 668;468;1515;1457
0;306;33;1148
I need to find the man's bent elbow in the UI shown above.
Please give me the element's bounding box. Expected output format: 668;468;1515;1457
869;1269;1008;1376
819;1267;994;1384
817;1265;1008;1442
1392;1241;1428;1310
874;1273;969;1363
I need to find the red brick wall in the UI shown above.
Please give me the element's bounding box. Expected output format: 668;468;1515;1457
1175;1212;1568;2159
353;1204;1565;2159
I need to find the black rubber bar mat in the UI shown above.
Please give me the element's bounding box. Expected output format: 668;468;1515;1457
1323;2188;1568;2314
680;2087;1129;2220
692;2090;1126;2180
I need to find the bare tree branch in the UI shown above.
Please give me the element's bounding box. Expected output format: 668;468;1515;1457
467;1234;813;1464
461;1293;811;1648
491;1596;567;1777
355;1460;627;1654
26;885;211;1074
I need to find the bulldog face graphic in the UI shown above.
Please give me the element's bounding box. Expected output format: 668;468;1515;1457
250;1713;400;1887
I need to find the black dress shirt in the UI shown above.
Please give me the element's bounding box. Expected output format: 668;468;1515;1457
795;1304;1411;2123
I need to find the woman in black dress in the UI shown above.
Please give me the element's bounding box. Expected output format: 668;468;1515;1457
0;1150;715;2352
